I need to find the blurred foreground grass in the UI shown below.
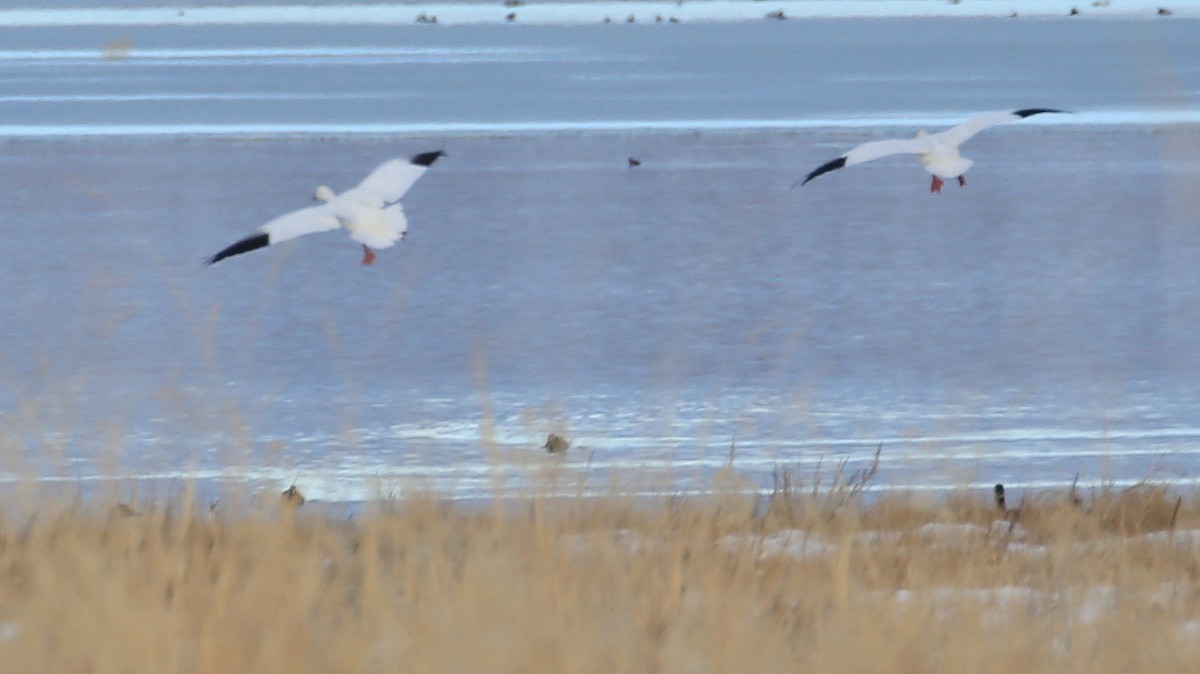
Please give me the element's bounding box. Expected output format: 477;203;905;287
1;479;1199;672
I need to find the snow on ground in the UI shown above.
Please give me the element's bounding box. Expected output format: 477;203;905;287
718;525;1200;564
582;523;1200;628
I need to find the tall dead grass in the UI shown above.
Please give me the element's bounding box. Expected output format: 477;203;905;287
0;479;1199;673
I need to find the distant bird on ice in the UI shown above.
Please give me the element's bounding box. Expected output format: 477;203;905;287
206;151;444;266
799;108;1064;193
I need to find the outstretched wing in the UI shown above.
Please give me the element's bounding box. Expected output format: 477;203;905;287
259;204;340;244
844;138;933;165
205;204;339;265
340;151;443;208
800;137;931;186
936;108;1064;148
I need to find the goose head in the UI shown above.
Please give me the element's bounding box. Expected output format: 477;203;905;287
313;185;336;202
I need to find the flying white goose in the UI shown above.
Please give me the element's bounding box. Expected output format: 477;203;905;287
800;108;1064;192
206;151;444;266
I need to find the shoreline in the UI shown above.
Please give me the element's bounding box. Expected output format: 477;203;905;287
0;1;1194;26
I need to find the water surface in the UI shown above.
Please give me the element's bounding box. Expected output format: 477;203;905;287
0;17;1198;501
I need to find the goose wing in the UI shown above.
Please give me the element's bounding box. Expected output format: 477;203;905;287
936;108;1064;148
800;137;932;185
340;151;443;208
205;204;339;265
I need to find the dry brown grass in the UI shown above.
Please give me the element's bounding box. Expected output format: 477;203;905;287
1;480;1199;673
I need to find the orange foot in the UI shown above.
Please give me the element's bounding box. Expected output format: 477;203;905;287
930;176;944;193
957;175;967;187
361;246;376;266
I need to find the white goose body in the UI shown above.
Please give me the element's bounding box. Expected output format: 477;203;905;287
914;131;974;179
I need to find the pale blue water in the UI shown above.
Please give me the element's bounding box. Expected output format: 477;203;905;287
0;14;1198;501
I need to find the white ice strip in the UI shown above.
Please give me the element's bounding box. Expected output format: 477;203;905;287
0;0;1192;27
0;47;557;61
0;110;1196;138
0;46;583;67
0;92;403;103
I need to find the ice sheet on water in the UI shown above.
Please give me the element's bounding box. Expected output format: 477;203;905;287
0;0;1193;26
2;110;1198;139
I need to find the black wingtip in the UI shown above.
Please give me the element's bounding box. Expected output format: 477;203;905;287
1014;108;1066;118
411;150;445;167
205;232;270;266
800;156;847;186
